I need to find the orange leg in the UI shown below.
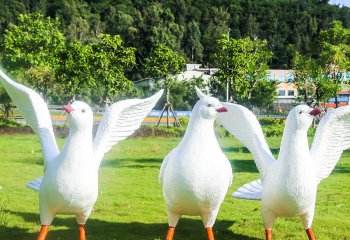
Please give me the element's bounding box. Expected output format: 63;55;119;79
206;227;215;240
265;229;272;240
166;226;175;240
79;224;86;240
306;227;316;240
37;225;49;240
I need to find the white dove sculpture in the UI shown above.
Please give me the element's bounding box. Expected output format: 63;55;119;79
159;87;232;240
0;68;163;240
218;103;350;240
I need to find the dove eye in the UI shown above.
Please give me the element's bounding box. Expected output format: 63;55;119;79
299;110;304;114
207;104;212;107
81;109;86;113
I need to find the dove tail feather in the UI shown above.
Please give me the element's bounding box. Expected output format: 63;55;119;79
232;179;262;200
26;176;43;192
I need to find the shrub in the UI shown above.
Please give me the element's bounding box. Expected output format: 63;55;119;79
132;125;186;137
0;118;24;127
215;125;230;138
262;125;284;137
177;117;189;128
258;117;285;126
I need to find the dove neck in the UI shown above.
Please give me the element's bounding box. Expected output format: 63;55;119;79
67;127;93;142
61;128;93;158
182;113;216;141
278;127;309;164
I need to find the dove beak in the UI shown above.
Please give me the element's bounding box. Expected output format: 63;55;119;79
63;105;74;114
216;106;228;113
309;108;321;116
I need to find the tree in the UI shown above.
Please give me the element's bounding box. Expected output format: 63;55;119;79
250;79;278;109
2;12;66;101
56;40;95;103
170;76;207;110
89;34;136;105
0;86;13;118
316;20;350;107
144;44;185;126
184;21;203;63
211;35;275;108
292;52;338;107
138;3;184;57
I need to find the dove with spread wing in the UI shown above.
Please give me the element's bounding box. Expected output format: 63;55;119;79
218;103;350;240
0;68;163;240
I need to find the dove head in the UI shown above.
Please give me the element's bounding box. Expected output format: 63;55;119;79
63;101;93;131
194;86;227;120
286;105;321;131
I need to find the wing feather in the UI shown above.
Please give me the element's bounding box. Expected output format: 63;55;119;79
0;69;58;164
310;106;350;184
217;102;275;179
93;90;163;167
232;179;262;200
26;176;43;192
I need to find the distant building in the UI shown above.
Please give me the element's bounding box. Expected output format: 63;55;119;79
175;64;218;84
324;71;350;108
134;64;217;88
135;65;350;110
268;69;350;110
267;69;297;111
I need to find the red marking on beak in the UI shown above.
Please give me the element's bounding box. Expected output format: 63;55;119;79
309;108;321;116
63;105;74;114
216;106;228;113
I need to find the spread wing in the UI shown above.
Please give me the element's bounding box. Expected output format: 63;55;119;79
217;102;275;180
232;179;262;200
0;69;59;165
310;105;350;184
26;176;43;192
93;90;163;168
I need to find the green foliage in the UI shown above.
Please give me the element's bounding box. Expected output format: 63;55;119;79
262;125;284;137
211;35;274;108
292;21;350;107
257;117;285;137
0;0;350;71
144;44;185;108
144;44;185;81
293;52;339;107
89;34;136;102
215;125;231;138
0;87;12;118
250;79;278;108
2;12;66;101
0;118;23;127
258;117;284;126
317;20;350;106
139;3;184;54
56;40;95;102
134;124;186;137
170;77;206;110
177;117;189;128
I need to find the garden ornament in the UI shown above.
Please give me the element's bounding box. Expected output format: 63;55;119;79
0;68;163;240
218;103;350;240
159;87;232;240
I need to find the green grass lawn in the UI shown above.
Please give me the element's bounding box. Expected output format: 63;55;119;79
0;134;349;240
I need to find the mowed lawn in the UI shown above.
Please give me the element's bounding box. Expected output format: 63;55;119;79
0;134;349;240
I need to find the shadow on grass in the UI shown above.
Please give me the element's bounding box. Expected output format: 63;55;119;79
222;146;280;155
332;164;350;174
230;160;259;173
100;157;163;169
2;210;260;240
